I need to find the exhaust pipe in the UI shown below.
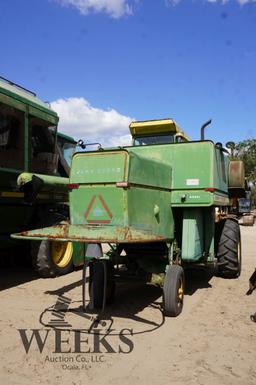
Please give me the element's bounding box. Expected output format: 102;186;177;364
200;119;212;141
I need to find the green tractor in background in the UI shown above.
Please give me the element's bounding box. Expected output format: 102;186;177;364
13;118;245;316
0;76;84;277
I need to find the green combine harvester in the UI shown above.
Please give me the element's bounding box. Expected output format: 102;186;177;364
13;118;245;316
0;76;84;277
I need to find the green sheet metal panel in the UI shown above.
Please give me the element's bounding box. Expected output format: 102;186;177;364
204;207;215;262
70;151;128;184
213;149;229;192
69;186;173;241
71;150;172;190
170;142;213;190
127;187;174;239
69;149;174;241
71;142;229;195
126;141;212;190
125;141;229;194
181;208;204;261
70;185;127;227
181;207;215;262
171;190;213;206
128;151;172;189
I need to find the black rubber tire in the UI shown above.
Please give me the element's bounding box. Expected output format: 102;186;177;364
31;213;74;278
89;260;115;309
163;265;185;317
217;219;241;278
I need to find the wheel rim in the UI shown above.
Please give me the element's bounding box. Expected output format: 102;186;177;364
237;240;241;264
51;241;73;268
177;277;184;307
237;239;241;274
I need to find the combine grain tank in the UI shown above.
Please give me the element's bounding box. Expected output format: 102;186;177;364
12;118;244;316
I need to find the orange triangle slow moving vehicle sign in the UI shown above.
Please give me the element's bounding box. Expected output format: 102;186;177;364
84;195;113;224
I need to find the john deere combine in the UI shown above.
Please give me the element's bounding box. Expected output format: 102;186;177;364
0;76;84;277
13;118;244;316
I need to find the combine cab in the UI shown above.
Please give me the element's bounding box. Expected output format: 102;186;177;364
13;118;245;315
130;118;189;145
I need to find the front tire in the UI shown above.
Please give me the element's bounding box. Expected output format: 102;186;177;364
89;260;115;310
163;265;185;317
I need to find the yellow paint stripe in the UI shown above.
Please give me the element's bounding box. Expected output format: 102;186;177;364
1;192;24;198
0;191;67;200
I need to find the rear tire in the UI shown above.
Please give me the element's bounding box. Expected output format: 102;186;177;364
217;219;241;278
163;265;185;317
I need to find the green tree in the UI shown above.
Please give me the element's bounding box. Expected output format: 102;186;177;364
232;139;256;208
233;139;256;182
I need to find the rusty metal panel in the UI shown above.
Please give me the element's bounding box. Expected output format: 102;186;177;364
11;224;169;243
228;160;245;189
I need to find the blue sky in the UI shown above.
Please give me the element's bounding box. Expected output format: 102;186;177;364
1;0;256;146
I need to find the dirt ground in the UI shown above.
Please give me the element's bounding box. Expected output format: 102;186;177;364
0;225;256;385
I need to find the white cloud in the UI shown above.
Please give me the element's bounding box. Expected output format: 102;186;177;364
55;0;134;18
51;97;133;147
166;0;256;5
236;0;256;3
55;0;255;18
